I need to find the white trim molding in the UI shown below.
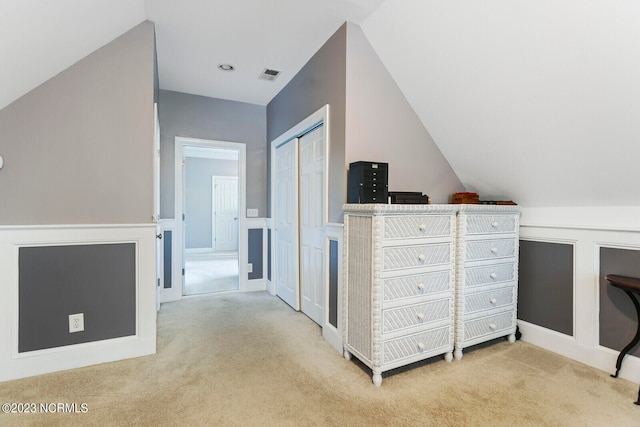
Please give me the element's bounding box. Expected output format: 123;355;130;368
0;224;157;381
324;222;344;354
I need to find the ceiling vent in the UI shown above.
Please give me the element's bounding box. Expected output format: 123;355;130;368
259;68;281;81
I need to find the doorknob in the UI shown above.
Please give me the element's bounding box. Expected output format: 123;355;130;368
156;233;163;239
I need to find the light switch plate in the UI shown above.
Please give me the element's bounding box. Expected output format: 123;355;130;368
247;209;258;217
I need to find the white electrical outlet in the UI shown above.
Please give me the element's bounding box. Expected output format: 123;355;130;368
69;313;84;333
248;263;253;273
247;209;258;218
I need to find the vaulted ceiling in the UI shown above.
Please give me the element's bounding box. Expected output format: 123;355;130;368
3;0;639;208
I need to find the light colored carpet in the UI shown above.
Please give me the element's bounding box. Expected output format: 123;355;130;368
1;291;639;426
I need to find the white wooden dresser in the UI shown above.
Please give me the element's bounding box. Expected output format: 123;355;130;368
343;204;458;386
454;205;520;360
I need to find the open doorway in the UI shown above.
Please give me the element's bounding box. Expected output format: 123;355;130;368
175;137;248;298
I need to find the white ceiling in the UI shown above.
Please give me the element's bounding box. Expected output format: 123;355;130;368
0;0;384;110
3;0;639;209
362;0;640;207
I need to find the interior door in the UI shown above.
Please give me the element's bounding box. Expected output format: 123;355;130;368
275;139;300;310
153;103;162;312
299;125;324;325
213;176;239;252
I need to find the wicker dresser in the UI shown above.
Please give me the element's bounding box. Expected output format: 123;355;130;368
454;205;520;360
343;204;458;386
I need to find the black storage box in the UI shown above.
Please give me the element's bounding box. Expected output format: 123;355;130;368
347;161;388;204
389;191;430;204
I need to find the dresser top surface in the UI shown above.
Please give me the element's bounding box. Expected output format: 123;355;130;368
343;204;520;215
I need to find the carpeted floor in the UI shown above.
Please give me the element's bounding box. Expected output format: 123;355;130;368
1;291;639;426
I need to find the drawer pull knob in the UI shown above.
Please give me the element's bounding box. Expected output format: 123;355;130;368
489;298;497;304
417;313;425;320
418;224;427;231
418;254;426;262
491;221;499;228
489;323;496;330
417;343;425;350
490;272;497;279
417;283;425;290
490;247;498;254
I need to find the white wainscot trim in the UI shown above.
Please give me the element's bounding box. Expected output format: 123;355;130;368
0;224;157;382
519;223;640;384
158;219;181;303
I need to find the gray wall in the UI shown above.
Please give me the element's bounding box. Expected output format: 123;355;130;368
518;240;574;336
159;90;267;219
19;244;136;352
267;24;347;222
345;23;464;203
248;229;263;280
600;247;640;356
0;21;156;225
185;157;238;249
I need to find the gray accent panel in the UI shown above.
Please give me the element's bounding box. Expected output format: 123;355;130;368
600;247;640;356
329;239;339;328
248;229;263;280
159;90;267;219
185;157;238;249
19;244;136;353
518;240;573;336
267;24;346;223
0;21;156;225
163;230;173;289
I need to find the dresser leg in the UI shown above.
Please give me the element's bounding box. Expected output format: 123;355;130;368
444;351;453;362
344;349;352;361
508;333;516;343
372;372;382;387
454;348;463;361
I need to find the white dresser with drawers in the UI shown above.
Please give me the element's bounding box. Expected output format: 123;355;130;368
343;204;458;386
454;205;520;360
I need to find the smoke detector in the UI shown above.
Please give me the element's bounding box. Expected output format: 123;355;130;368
259;68;281;81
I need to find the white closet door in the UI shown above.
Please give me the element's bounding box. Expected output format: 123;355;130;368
299;125;324;325
213;176;238;252
275;140;299;310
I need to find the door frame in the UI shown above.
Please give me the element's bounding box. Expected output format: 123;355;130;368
175;137;248;297
270;105;342;353
212;175;239;252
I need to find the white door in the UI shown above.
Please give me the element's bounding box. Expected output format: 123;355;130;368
299;125;324;325
274;140;299;310
153;103;162;312
213;176;238;252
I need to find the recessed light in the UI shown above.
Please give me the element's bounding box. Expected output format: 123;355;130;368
218;64;235;72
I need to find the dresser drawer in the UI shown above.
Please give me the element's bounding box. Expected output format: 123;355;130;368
464;215;517;235
382;326;451;365
464;262;516;287
463;287;515;314
464;239;516;262
462;311;514;341
383;270;451;302
384;215;452;240
382;298;451;334
383;243;451;271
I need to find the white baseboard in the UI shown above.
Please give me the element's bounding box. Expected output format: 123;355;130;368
518;320;640;383
246;279;267;292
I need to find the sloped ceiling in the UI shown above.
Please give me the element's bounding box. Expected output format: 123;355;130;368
361;0;640;208
0;0;146;110
4;1;638;210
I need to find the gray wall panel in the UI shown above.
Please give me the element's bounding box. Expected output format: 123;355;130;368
159;90;267;219
248;229;263;280
518;240;574;336
0;21;156;225
329;239;339;328
19;244;136;352
600;247;640;356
